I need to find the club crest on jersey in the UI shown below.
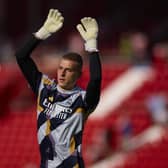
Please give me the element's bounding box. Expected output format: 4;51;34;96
63;92;81;106
43;98;72;119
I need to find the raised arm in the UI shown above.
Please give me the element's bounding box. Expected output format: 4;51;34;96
15;37;42;95
77;17;102;112
85;51;101;112
15;9;64;95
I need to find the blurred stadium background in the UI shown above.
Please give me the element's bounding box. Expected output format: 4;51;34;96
1;0;168;168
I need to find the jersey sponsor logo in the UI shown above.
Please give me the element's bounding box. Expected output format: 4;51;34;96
43;98;72;119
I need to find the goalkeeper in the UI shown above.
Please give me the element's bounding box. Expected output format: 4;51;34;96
15;9;101;168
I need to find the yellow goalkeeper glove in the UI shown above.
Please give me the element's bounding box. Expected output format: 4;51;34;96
35;9;64;40
77;17;98;52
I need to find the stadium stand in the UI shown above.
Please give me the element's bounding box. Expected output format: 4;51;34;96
0;59;168;168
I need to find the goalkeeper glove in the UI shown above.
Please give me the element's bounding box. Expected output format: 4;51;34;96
35;9;64;40
77;17;98;52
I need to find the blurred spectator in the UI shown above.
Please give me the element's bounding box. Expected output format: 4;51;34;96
0;33;15;63
145;91;168;126
148;19;168;65
67;32;84;53
83;126;113;166
152;42;168;65
115;108;133;149
118;32;132;61
128;31;152;66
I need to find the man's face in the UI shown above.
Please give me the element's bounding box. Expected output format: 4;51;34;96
57;59;81;90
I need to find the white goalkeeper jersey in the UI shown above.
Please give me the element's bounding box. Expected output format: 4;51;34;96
37;74;87;168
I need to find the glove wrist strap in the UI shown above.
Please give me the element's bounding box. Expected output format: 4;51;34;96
85;38;98;52
35;27;51;40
